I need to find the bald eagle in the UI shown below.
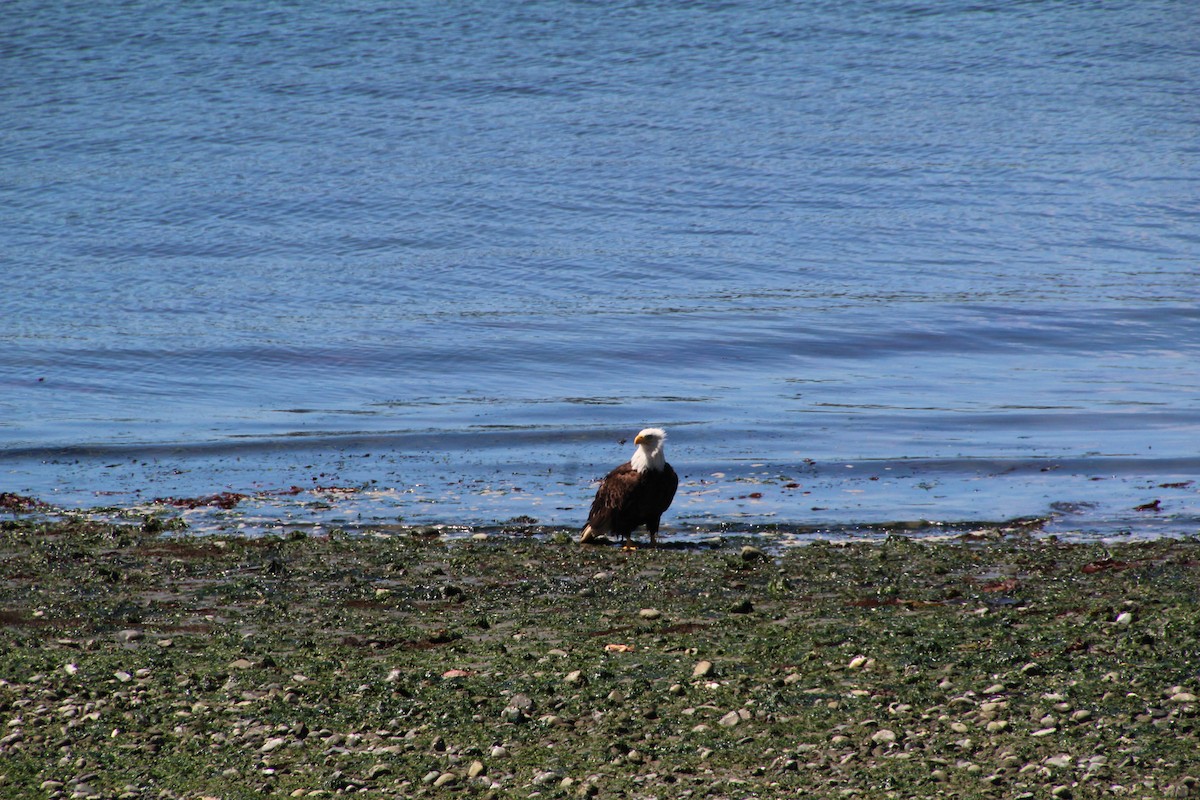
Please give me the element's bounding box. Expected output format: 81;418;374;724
580;428;678;546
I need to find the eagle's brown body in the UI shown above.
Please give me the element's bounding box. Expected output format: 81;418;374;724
580;428;678;546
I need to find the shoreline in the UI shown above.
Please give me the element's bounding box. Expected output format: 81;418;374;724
1;519;1198;798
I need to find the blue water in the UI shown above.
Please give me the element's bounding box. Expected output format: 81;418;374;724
3;1;1198;539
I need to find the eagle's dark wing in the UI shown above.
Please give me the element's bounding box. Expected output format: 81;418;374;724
584;461;638;534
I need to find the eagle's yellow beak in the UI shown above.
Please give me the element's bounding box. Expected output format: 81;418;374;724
634;433;646;445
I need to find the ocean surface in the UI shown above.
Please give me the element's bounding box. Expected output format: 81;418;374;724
3;0;1198;541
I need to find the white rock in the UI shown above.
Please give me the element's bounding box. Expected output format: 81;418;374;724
871;728;897;744
718;710;743;727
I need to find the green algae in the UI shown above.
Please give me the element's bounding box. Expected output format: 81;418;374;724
0;521;1197;798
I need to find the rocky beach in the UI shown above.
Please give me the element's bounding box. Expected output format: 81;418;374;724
1;517;1197;799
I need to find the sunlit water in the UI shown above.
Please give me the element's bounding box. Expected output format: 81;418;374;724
2;1;1198;540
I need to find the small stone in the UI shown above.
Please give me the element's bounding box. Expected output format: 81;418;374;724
114;670;132;683
871;728;897;745
565;670;586;686
983;683;1006;694
533;771;559;786
229;658;256;670
1031;727;1058;737
432;772;458;788
422;771;441;784
489;745;508;758
260;737;287;753
502;693;535;722
638;608;662;620
365;764;391;780
1115;612;1133;626
1170;692;1198;703
692;660;715;679
467;760;486;779
848;656;871;670
931;769;948;782
719;710;743;727
1020;662;1042;675
1051;786;1072;798
986;720;1009;733
116;630;143;643
1070;709;1093;722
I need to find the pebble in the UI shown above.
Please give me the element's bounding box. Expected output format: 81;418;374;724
533;770;560;785
502;693;535;723
260;737;287;753
638;608;662;620
228;659;256;670
490;745;508;758
432;772;458;788
719;709;751;727
565;670;585;686
871;728;897;745
986;720;1009;733
1169;692;1198;703
467;760;486;778
1115;612;1133;626
116;630;143;643
692;660;715;679
365;764;391;780
1031;727;1058;737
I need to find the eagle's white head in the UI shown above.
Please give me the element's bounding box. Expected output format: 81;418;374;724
630;427;668;473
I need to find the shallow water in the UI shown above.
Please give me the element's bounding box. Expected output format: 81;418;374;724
2;1;1198;538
